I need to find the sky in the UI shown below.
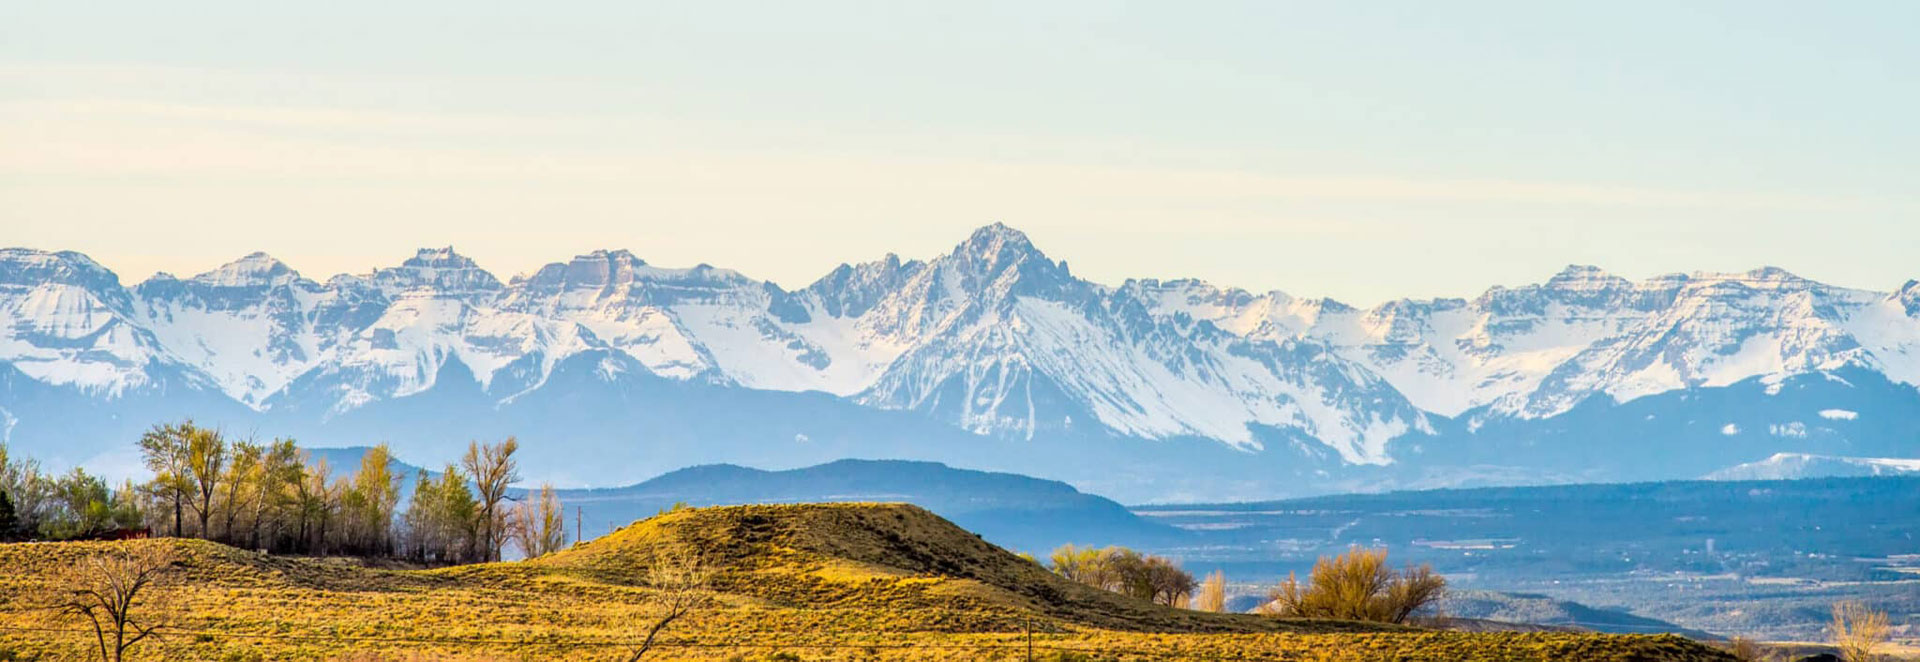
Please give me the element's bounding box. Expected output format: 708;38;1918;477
2;1;1915;305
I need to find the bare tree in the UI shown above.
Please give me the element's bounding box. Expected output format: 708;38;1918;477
508;482;567;558
1831;601;1890;662
46;544;177;662
627;545;713;661
461;437;520;562
1195;570;1227;613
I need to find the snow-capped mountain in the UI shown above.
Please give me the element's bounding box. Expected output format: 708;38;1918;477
1704;452;1920;480
2;225;1917;500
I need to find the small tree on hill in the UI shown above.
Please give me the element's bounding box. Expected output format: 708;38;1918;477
627;545;713;661
46;543;177;662
1267;546;1445;624
1831;600;1890;662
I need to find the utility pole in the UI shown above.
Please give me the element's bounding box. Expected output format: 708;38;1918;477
575;506;582;544
1025;617;1032;662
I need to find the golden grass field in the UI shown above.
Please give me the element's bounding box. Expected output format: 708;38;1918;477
0;504;1737;661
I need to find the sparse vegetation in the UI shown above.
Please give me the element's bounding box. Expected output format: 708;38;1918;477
1267;546;1447;624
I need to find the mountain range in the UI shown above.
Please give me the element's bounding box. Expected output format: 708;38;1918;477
4;224;1918;501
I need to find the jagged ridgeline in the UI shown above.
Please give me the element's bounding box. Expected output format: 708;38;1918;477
0;503;1736;661
4;225;1919;501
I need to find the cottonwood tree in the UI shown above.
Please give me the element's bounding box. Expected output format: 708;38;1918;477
249;440;304;551
216;440;263;544
292;456;337;554
508;482;567;558
628;545;713;661
345;445;400;555
135;422;194;537
1267;546;1446;624
403;465;478;564
1831;601;1890;662
461;437;520;562
47;544;177;662
181;426;228;538
0;442;51;537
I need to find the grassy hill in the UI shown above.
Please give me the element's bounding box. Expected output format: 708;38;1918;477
0;503;1736;661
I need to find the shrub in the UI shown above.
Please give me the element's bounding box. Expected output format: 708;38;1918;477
1266;546;1445;624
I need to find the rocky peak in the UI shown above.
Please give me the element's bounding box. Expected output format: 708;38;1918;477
374;247;502;296
513;249;650;295
1544;265;1630;293
1896;280;1920;317
809;253;927;318
939;223;1074;300
0;248;133;311
189;252;305;289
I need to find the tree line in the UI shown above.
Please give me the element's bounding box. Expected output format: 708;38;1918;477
0;421;570;563
1046;543;1199;606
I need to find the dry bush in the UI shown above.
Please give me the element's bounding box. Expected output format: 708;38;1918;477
1724;636;1767;662
1267;546;1445;624
1830;601;1890;662
1195;570;1227;613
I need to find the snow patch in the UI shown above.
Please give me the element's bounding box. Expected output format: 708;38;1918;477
1817;408;1858;421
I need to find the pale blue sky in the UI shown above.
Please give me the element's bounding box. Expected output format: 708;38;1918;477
2;1;1915;304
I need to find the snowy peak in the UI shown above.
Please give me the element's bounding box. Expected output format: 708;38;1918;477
1893;280;1920;317
373;247;502;296
513;249;650;294
3;233;1919;474
403;246;480;270
0;249;183;396
0;248;130;308
1704;453;1920;481
943;223;1075;297
190;252;306;289
808;253;926;319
